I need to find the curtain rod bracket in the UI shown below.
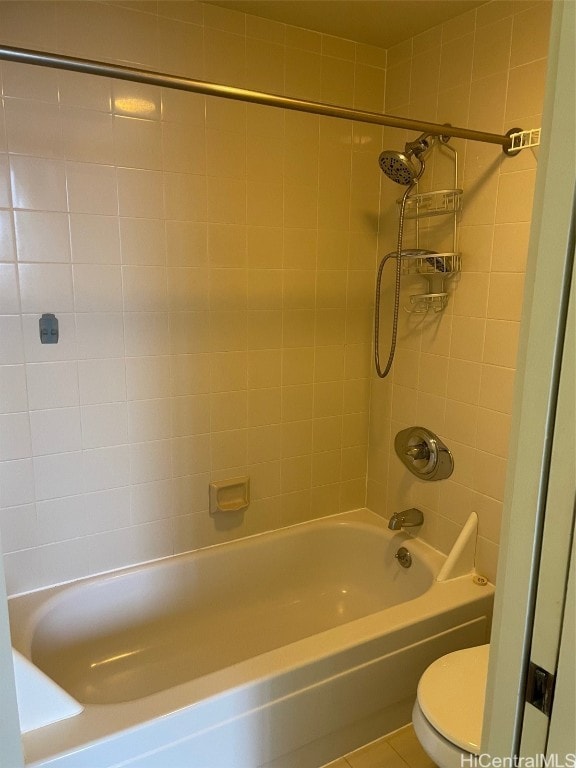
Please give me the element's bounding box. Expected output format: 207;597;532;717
503;127;525;156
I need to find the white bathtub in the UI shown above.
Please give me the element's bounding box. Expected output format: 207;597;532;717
9;508;494;768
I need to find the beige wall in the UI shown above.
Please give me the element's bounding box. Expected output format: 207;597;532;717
0;1;388;594
367;0;551;582
0;0;551;594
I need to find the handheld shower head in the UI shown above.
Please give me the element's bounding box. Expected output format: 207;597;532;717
378;132;435;185
378;150;420;185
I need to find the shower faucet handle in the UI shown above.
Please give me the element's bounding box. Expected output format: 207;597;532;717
405;442;430;461
395;426;454;482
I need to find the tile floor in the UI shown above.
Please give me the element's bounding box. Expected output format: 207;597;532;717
322;724;437;768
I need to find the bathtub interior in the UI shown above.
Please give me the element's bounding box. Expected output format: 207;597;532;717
11;510;445;705
8;509;493;768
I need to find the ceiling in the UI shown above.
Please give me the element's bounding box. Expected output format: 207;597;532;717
205;0;487;50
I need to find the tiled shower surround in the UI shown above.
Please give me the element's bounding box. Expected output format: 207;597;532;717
0;1;550;593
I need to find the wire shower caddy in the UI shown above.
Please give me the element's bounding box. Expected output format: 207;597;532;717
397;142;462;313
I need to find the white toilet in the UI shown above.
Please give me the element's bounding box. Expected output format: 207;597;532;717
412;644;490;768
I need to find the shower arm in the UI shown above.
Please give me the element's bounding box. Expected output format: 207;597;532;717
0;44;521;154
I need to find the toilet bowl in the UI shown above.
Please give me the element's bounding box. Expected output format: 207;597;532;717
412;644;490;768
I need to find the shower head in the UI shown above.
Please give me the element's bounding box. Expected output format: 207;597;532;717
378;132;435;185
378;150;421;185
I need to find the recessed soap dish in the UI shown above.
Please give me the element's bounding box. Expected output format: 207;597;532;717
209;476;250;515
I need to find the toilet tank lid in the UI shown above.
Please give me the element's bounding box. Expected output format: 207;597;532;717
417;644;490;755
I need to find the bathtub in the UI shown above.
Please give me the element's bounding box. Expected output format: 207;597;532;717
9;508;494;768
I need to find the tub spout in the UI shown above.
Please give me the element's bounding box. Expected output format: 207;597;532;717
388;508;424;530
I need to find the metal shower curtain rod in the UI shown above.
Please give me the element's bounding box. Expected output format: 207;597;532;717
0;44;515;151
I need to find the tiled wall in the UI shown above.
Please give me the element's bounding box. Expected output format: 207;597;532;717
367;0;551;582
0;0;551;594
0;1;388;594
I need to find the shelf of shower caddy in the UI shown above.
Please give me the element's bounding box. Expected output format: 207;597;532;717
401;251;461;276
398;189;463;219
408;292;449;314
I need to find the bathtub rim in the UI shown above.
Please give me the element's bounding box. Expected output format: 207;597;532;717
9;507;449;656
8;507;444;602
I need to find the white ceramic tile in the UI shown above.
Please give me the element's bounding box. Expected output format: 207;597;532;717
81;402;128;449
18;263;73;313
77;357;127;405
0;211;16;263
210;309;248;352
113;115;162;170
37;538;92;589
475;534;499;584
209;351;247;395
171;353;211;396
36;495;88;544
29;407;82;456
9;155;67;211
83;445;130;493
167;267;210;312
0;457;34;509
0;412;31;461
158;15;204;80
104;4;159;69
122;266;168;312
76;312;125;359
3;548;43;595
172;471;210;517
54;0;113;61
170;391;210;437
166;221;208;267
125;356;171;400
0;316;24;365
84;486;131;533
0;263;19;313
164;172;207;221
87;519;173;577
73;264;123;312
211;428;247;470
66;161;118;215
130;478;173;523
26;361;79;410
171;434;211;478
119;217;166;266
14;211;70;263
61;106;114;164
0;365;27;413
124;311;169;357
113;82;161;120
69;214;121;264
5;98;63;158
129;439;172;484
0;503;37;553
117;167;163;218
34;451;84;501
473;490;503;544
128;399;172;442
162;121;206;174
0;1;57;50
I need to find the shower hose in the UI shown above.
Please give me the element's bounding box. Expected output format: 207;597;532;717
374;181;416;378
